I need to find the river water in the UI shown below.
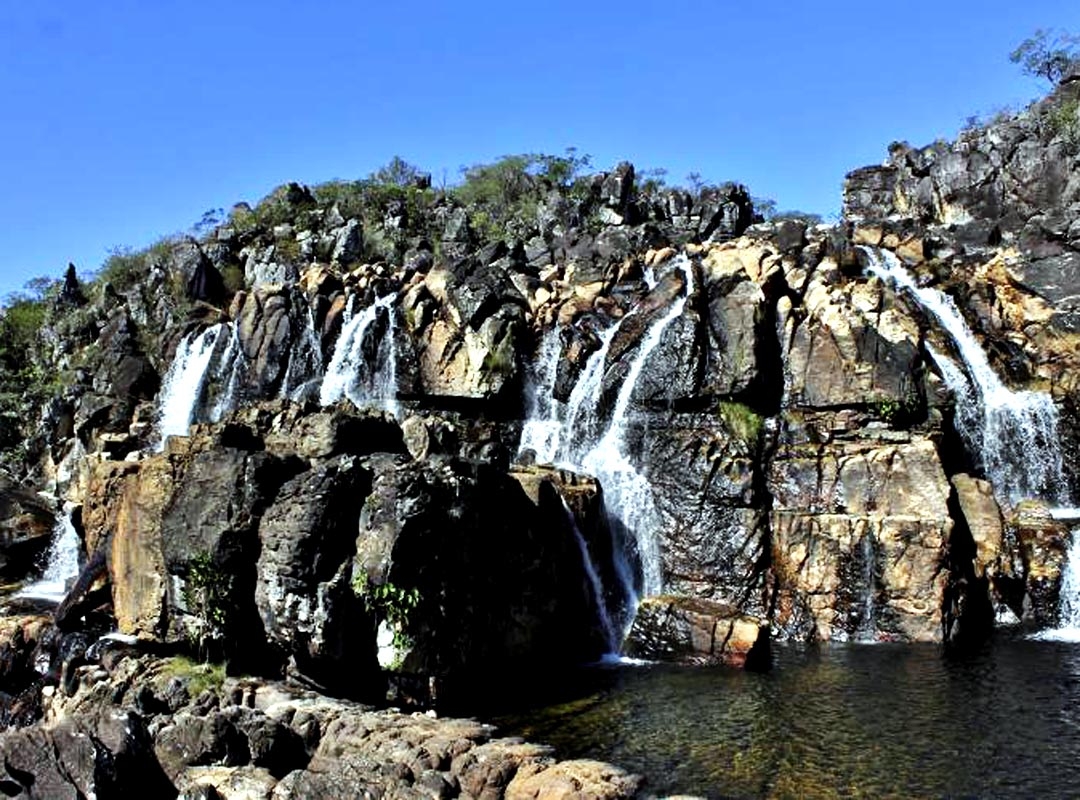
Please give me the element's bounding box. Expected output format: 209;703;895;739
490;639;1080;798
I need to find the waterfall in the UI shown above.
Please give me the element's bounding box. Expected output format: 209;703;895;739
319;293;399;416
854;533;877;641
157;324;227;448
16;506;80;602
559;496;619;654
582;259;694;597
519;326;565;463
864;248;1068;507
279;305;324;403
208;324;244;423
519;254;694;618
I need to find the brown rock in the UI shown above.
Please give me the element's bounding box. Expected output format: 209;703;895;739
506;759;642;799
624;596;769;668
951;474;1004;579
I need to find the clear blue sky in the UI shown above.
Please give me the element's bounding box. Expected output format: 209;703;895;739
2;0;1079;299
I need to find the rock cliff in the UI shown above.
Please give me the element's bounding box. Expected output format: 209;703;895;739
2;78;1080;796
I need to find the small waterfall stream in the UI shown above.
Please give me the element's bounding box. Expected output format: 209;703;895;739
279;306;324;403
864;248;1068;506
559;496;619;654
16;506;80;602
157;324;228;449
320;293;399;416
519;254;694;643
864;248;1080;637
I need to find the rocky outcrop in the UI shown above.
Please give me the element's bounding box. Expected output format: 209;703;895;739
0;647;639;799
0;476;55;579
624;596;769;668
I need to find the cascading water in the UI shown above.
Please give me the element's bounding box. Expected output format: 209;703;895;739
863;248;1080;638
518;255;694;637
279;306;324;402
208;324;244;423
864;248;1068;506
519;326;565;463
16;506;80;602
855;533;877;641
157;324;227;449
320;293;399;417
582;259;694;598
559;496;619;654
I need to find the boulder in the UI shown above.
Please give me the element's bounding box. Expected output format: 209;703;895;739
624;596;769;669
951;474;1005;580
1008;500;1071;626
255;455;380;694
353;455;603;677
0;476;55;579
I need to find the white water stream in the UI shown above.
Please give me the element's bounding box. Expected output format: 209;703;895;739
320;293;399;417
864;248;1067;507
519;255;694;645
864;248;1080;638
16;506;80;602
157;324;228;449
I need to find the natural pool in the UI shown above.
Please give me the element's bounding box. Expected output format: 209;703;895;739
486;638;1080;798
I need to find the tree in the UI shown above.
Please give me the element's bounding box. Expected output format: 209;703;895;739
1010;29;1080;84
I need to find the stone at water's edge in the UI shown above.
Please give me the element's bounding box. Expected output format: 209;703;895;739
624;596;769;669
1009;500;1071;627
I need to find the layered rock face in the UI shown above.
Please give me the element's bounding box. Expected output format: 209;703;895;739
2;83;1080;786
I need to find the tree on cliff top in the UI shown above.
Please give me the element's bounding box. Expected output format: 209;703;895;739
1010;29;1080;84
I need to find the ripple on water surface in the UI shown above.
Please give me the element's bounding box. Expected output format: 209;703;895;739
489;640;1080;798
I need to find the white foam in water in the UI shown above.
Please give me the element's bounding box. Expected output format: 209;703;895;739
16;506;80;602
320;293;399;417
157;324;226;448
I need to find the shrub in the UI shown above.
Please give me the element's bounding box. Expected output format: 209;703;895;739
1046;97;1080;152
451;149;592;242
718;401;763;446
1011;29;1080;85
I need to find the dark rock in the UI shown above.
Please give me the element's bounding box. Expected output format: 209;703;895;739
154;712;250;781
255;456;381;696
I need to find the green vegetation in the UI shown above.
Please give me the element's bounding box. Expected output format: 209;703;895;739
1046;96;1080;153
182;551;231;653
159;655;226;696
1010;29;1080;85
451;149;593;241
868;395;920;426
352;574;421;652
0;281;57;456
718;401;763;447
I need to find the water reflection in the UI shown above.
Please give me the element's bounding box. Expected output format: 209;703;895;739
490;640;1080;798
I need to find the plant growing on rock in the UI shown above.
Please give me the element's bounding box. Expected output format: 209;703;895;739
1010;29;1080;85
182;551;231;657
718;401;763;447
352;574;420;652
